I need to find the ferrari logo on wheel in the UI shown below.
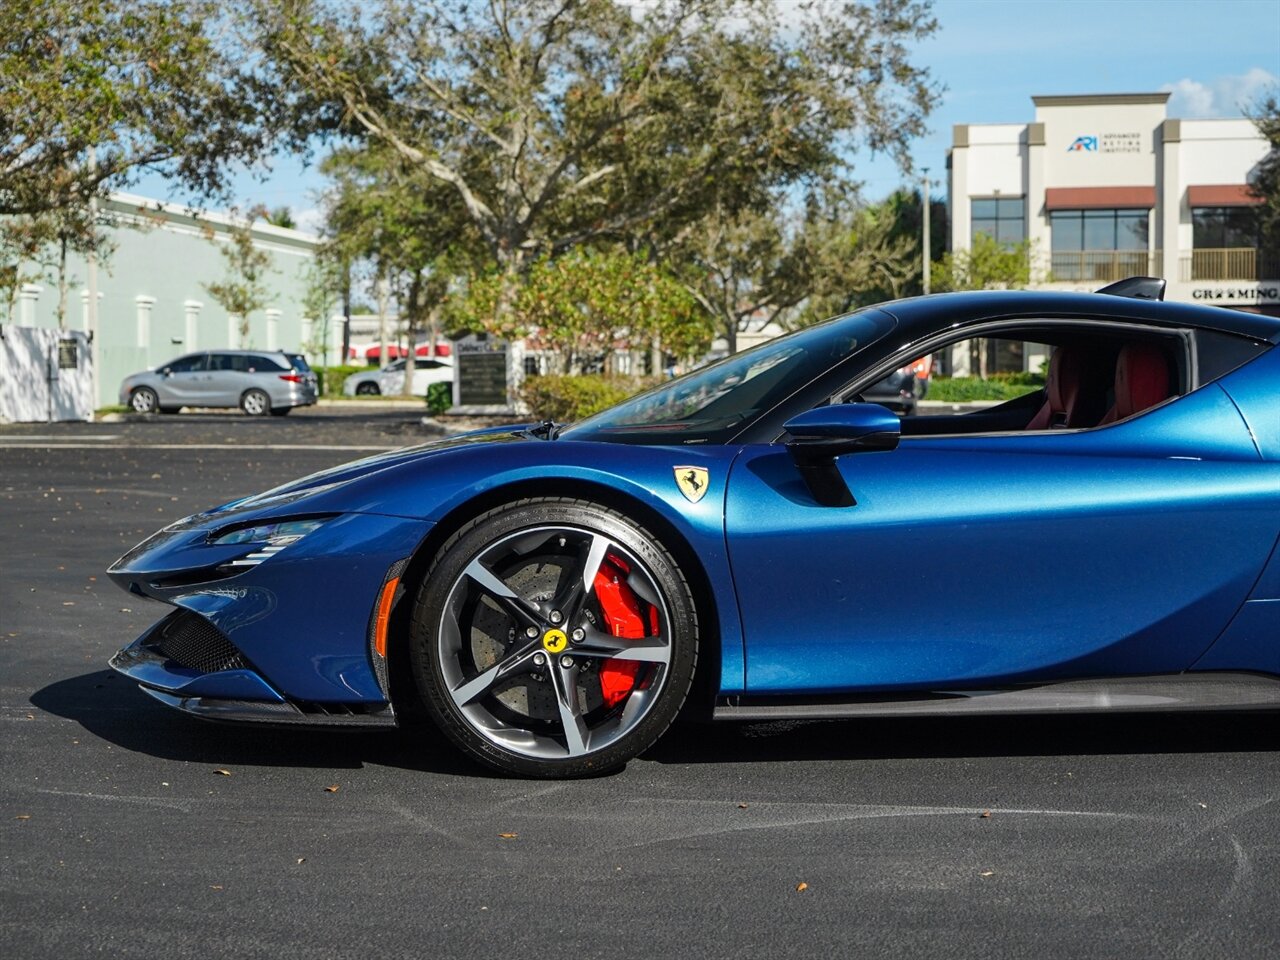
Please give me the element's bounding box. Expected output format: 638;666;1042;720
542;629;568;653
674;466;709;504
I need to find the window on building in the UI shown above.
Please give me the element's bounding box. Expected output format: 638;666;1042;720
1191;207;1257;249
1189;206;1263;280
971;197;1025;244
1050;208;1150;281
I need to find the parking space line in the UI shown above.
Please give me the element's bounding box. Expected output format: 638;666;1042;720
0;442;398;451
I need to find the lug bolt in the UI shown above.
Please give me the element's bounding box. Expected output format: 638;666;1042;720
571;628;585;643
525;626;540;639
560;656;574;668
533;653;546;666
549;609;563;624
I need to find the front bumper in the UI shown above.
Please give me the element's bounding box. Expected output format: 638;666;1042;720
108;510;432;714
110;619;396;726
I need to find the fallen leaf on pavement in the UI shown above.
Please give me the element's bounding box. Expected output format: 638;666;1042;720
737;803;748;809
980;810;991;819
296;857;306;864
980;871;994;877
323;785;340;793
14;814;31;820
795;882;808;892
214;769;232;776
498;833;518;840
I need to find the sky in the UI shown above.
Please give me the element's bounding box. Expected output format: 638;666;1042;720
132;0;1280;232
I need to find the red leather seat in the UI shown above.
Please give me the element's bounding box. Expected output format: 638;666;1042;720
1026;346;1104;430
1098;344;1171;425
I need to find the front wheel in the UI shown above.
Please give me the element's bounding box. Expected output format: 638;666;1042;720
130;387;159;414
410;498;698;778
240;389;271;416
355;382;380;396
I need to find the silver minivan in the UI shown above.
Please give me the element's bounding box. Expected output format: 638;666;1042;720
119;350;319;416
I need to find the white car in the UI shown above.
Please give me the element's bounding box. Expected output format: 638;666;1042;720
342;357;453;397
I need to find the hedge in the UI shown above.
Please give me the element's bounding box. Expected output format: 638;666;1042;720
518;374;653;422
927;376;1044;402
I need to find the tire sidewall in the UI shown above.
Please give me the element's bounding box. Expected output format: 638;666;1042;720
241;389;270;416
409;498;698;778
131;387;158;414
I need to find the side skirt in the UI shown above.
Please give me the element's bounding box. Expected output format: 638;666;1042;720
713;672;1280;721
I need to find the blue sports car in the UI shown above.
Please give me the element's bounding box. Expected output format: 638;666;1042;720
108;279;1280;777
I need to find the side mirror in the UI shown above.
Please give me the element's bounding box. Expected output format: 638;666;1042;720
783;403;900;507
160;367;172;377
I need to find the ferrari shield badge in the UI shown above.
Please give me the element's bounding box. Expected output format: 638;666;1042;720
674;466;709;504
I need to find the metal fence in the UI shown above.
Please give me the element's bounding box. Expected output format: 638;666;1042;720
1178;248;1280;281
1049;251;1162;283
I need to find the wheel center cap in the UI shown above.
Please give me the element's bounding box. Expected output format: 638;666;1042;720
542;628;568;654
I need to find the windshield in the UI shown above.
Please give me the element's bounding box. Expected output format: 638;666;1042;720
561;308;895;445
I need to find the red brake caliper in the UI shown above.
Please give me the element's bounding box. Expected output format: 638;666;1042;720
592;556;658;708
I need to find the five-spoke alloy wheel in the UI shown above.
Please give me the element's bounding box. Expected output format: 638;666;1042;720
411;499;698;778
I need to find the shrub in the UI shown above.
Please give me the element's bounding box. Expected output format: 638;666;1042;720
425;381;452;414
315;364;366;396
927;376;1043;402
988;370;1046;387
518;374;652;422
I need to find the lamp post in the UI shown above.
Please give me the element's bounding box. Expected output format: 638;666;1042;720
921;167;931;296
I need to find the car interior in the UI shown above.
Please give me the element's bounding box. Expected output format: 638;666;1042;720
850;324;1192;438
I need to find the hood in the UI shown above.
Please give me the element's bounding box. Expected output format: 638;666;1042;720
218;425;532;514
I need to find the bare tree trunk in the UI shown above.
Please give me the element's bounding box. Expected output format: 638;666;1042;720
56;234;68;329
402;272;420;398
376;273;389;372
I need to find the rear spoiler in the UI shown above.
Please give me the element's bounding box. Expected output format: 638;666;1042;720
1095;277;1166;301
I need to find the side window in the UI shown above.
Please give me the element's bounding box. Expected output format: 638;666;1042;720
208;353;238;372
859;327;1191;437
165;354;206;373
246;354;286;372
1195;329;1270;385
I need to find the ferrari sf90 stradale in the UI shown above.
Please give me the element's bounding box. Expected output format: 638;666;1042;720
109;279;1280;777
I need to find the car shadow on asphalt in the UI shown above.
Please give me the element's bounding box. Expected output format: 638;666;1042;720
33;670;1280;775
645;710;1280;765
30;669;489;778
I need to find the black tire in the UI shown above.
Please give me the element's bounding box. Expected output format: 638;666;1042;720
270;406;291;416
410;497;698;778
130;387;159;414
240;388;271;416
356;382;380;396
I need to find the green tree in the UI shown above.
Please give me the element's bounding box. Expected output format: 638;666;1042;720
202;209;275;346
1;0;276;218
263;207;297;230
931;232;1041;292
256;0;939;329
444;249;711;372
1247;87;1280;256
319;143;486;394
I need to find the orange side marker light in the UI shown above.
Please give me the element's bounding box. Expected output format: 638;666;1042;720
374;576;400;657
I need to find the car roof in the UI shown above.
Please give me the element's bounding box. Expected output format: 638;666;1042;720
878;290;1280;345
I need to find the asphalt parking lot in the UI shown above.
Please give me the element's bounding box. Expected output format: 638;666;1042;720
2;409;1279;959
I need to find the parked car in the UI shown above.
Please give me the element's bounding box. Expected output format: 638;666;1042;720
342;357;454;397
119;350;318;416
107;277;1280;778
864;354;932;414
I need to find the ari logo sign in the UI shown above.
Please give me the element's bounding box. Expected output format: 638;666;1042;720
1067;135;1098;152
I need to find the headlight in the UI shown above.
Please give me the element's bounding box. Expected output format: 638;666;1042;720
212;517;333;568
